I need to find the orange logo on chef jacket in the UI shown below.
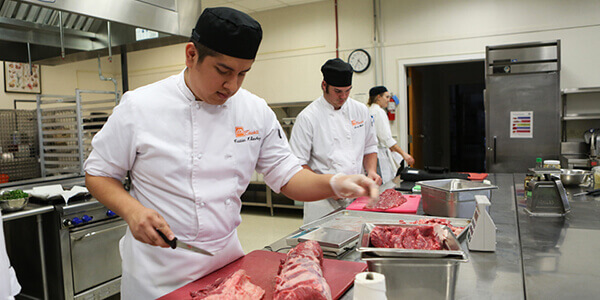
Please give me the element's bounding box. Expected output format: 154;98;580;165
235;126;259;137
351;120;364;126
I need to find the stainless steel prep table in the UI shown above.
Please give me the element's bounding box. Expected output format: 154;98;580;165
1;175;86;300
514;173;600;300
266;174;525;299
2;203;54;300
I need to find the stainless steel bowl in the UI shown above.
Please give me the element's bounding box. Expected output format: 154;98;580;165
0;197;29;212
560;169;589;186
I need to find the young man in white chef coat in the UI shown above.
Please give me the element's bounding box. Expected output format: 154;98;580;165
84;8;378;299
289;58;381;224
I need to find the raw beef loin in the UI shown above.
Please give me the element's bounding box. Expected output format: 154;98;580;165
190;269;265;300
370;225;446;250
366;188;407;210
273;240;332;300
399;218;465;237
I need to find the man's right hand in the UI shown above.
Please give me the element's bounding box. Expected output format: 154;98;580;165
124;206;174;248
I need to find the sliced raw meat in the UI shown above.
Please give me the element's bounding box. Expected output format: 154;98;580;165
190;269;265;300
369;225;445;250
410;218;465;237
273;241;332;300
366;189;407;210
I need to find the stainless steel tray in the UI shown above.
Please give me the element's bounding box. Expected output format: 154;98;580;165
417;179;497;192
300;210;471;239
297;227;359;248
356;223;467;259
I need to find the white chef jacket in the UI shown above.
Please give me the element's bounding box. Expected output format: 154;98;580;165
0;212;21;300
84;69;302;299
289;96;377;223
369;103;401;183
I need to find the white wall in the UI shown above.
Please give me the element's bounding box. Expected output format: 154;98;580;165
0;57;122;110
3;0;599;144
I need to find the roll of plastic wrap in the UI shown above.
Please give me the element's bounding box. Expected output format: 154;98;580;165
353;272;387;300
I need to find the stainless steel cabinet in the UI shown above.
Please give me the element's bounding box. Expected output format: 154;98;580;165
485;40;561;172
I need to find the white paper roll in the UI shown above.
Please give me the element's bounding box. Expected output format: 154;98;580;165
353;272;387;300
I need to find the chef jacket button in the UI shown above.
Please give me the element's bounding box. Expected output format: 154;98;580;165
225;154;232;159
197;154;203;159
225;199;231;205
199;202;206;207
346;134;351;139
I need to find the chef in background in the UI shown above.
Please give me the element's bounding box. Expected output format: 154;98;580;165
290;58;381;224
84;7;378;299
368;86;415;183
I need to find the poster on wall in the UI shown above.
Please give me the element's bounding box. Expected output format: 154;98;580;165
3;61;41;94
510;111;533;138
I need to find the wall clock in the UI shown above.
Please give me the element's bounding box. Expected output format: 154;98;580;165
348;49;371;73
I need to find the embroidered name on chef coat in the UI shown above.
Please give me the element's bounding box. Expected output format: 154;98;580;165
234;126;261;143
351;119;365;129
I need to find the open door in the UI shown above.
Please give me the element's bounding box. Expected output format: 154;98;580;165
407;67;424;169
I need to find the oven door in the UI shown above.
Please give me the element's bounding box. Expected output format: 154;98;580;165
69;218;127;294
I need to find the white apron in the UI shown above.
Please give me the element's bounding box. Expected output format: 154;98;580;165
0;211;21;300
377;146;397;184
120;229;244;299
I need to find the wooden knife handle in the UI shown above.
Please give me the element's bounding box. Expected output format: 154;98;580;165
156;229;177;249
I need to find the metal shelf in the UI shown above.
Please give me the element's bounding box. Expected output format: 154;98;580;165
272;204;303;210
268;101;312;108
561;87;600;95
562;114;600;121
243;181;304;216
37;89;118;178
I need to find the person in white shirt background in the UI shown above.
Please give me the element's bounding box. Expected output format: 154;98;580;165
290;58;381;224
367;86;415;184
0;211;21;300
84;7;378;299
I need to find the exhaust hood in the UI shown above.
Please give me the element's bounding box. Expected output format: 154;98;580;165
0;0;201;65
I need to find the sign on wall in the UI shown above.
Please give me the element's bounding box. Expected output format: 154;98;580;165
510;111;533;138
3;61;41;94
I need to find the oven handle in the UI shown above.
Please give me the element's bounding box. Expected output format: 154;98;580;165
72;224;126;241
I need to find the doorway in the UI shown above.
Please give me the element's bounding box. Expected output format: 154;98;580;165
407;61;486;172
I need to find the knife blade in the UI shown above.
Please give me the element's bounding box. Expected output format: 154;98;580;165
573;189;600;197
156;229;214;256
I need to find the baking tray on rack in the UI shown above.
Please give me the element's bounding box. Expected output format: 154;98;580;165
300;210;471;240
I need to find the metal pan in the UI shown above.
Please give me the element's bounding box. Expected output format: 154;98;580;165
356;223;467;259
300;210;471;240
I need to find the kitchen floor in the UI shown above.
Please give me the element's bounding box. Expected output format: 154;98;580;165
237;206;303;253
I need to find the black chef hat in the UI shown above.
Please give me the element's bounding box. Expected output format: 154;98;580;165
321;58;353;87
369;86;388;97
191;7;262;59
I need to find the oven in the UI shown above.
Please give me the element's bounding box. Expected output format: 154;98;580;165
56;200;126;300
56;201;127;299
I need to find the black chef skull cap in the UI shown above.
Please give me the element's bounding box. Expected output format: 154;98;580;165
191;7;262;59
321;58;353;87
369;86;388;97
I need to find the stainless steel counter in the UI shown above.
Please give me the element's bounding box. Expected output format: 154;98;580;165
266;174;525;299
1;175;86;300
514;173;600;300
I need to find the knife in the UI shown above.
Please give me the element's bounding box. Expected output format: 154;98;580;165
573;189;600;197
156;229;214;256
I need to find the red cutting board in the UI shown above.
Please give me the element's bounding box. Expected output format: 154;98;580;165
158;250;367;300
462;172;488;181
346;195;421;214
